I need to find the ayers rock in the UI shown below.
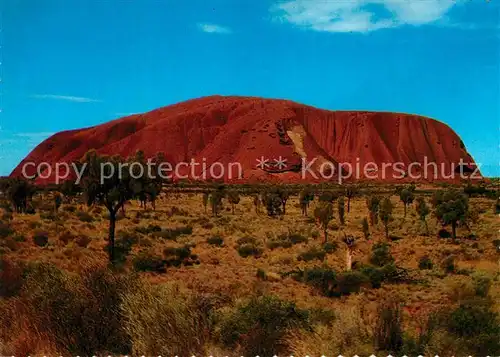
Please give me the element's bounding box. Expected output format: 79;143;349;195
11;95;478;184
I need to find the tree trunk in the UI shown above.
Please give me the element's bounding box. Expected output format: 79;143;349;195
108;210;117;264
323;228;328;243
347;197;351;213
346;249;352;270
451;221;457;239
282;202;286;215
232;203;235;215
403;204;407;217
385;224;389;240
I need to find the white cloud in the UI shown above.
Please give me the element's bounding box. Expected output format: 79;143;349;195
114;112;139;117
31;94;101;103
272;0;459;33
15;132;55;139
197;23;232;34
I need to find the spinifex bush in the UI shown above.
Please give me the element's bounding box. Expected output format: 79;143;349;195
121;282;211;356
133;253;167;273
207;235;224;246
0;263;134;355
215;295;311;357
370;242;394;267
418;255;434;270
153;226;193;240
32;231;49;247
297;246;326;262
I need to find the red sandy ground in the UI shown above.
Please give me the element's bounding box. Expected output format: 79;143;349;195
11;95;477;184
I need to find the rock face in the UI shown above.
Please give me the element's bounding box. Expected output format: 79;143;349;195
11;95;478;184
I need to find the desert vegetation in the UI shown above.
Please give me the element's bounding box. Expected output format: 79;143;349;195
0;161;499;356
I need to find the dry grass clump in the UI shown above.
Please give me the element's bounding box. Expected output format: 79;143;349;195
121;281;211;356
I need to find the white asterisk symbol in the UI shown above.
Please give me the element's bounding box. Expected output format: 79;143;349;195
256;156;270;169
273;156;287;169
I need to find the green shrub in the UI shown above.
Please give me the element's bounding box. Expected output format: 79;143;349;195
336;271;369;295
236;236;258;246
267;232;308;250
493;239;500;253
418;255;434;270
33;231;49;247
322;241;338;253
298;247;326;262
76;211;94;223
291;267;337;296
12;234;26;242
360;265;385;288
153;226;193;241
216;295;310;357
0;223;13;239
370;242;394;267
437;228;451;239
472;272;492;297
288;233;308;244
256;268;266;280
441;255;456;274
135;224;162;235
237;244;263;258
207;235;224;246
133;254;167;273
108;232;139;265
8;263;134;355
267;239;292;249
163;245;199;267
441;298;500;355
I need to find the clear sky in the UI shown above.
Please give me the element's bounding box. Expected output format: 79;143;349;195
1;0;499;176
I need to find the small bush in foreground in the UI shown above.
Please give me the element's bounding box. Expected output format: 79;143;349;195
216;295;311;357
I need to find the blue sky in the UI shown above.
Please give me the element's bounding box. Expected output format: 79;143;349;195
1;0;499;176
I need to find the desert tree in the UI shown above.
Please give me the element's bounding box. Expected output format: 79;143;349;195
432;189;469;240
78;150;136;264
314;201;334;243
265;186;290;215
202;191;209;213
366;195;381;226
277;187;290;215
299;187;314;216
345;185;358;213
209;186;225;217
379;197;394;240
54;192;63;213
338;196;345;225
5;178;36;213
253;193;261;214
263;191;282;217
399;188;415;217
362;217;370;239
415;196;430;234
318;190;337;203
60;180;80;203
227;190;240;214
129;150;165;211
